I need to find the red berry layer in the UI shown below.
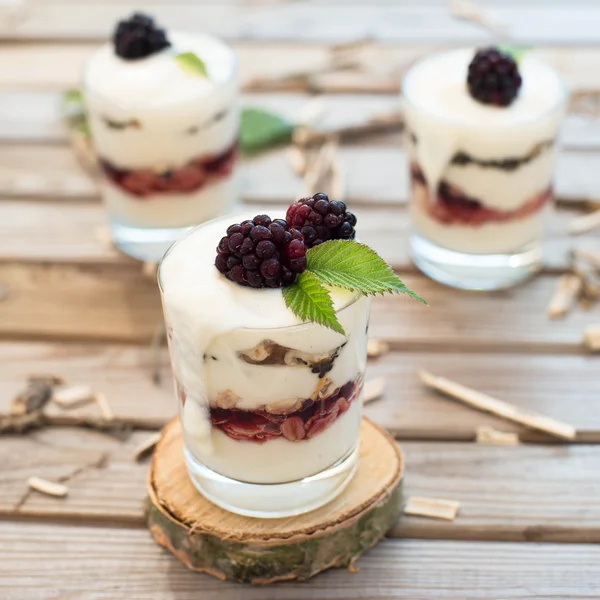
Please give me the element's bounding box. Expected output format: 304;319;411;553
411;163;551;226
100;140;237;198
206;377;363;444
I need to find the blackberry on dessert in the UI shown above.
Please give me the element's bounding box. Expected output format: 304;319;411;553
215;214;308;288
113;12;171;60
286;193;357;248
467;47;522;107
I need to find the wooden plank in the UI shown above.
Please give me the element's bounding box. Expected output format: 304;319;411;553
0;265;597;348
2;426;600;542
1;527;598;599
3;199;596;274
3;3;600;45
3;143;600;211
1;344;599;441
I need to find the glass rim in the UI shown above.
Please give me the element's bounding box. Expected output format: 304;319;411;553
82;31;238;111
401;48;568;128
157;214;364;332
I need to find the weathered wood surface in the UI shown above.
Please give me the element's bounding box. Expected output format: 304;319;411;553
3;3;600;45
2;427;600;542
2;524;599;599
0;266;598;348
1;344;599;441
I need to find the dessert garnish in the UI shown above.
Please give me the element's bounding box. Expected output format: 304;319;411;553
215;214;308;288
467;46;522;107
113;12;171;60
174;52;209;78
286;193;357;248
216;196;426;333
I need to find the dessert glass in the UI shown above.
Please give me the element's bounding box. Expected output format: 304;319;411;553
403;49;566;290
83;32;239;262
158;216;370;518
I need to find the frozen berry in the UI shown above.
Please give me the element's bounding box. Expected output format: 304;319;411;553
113;12;171;60
467;47;522;107
215;215;308;288
286;193;357;248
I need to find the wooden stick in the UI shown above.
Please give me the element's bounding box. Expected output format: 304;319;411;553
568;210;600;235
363;377;386;404
419;369;576;440
52;385;95;409
583;325;600;352
546;274;583;319
367;339;390;359
476;426;520;445
404;496;460;521
94;393;114;422
28;476;69;498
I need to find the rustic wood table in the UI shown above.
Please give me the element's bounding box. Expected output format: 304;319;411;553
1;2;600;598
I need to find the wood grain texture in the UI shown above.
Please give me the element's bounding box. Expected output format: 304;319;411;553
1;526;600;600
0;266;598;348
3;3;600;44
1;344;599;441
3;200;597;274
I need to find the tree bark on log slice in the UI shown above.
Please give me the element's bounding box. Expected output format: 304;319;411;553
147;417;404;584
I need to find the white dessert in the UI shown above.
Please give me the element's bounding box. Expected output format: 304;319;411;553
403;49;565;255
159;215;370;487
84;32;239;229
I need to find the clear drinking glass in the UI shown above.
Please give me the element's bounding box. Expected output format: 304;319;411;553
158;219;371;518
83;33;239;262
403;49;566;290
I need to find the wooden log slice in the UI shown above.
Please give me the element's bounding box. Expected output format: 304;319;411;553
147;417;404;584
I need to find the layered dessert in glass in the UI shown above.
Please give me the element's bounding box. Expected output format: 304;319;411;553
84;13;238;261
159;194;421;517
403;47;566;290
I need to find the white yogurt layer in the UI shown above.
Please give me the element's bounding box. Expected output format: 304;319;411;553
159;214;370;482
403;48;565;207
411;184;547;255
84;32;238;170
101;174;237;228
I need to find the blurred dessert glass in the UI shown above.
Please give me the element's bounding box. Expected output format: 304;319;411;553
403;48;566;290
84;13;238;261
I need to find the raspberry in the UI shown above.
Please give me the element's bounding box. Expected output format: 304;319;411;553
467;47;522;107
215;214;307;287
113;12;171;60
285;193;357;248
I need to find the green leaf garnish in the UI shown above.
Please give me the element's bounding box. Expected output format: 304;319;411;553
306;240;428;304
174;52;209;78
497;45;528;64
282;271;346;335
61;88;90;137
240;107;294;155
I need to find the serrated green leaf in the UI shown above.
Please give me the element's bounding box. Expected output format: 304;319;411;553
282;271;346;335
240;107;295;155
61;88;90;138
306;240;427;304
497;44;529;64
174;52;209;78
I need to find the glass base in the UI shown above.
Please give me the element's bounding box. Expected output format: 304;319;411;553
110;220;192;262
184;444;359;518
410;233;542;291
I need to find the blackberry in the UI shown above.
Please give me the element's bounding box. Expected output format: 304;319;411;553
113;12;171;60
467;47;522;107
215;215;307;288
285;193;357;248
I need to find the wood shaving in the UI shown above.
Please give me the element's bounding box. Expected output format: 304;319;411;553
404;496;460;521
133;432;162;461
546;273;583;319
28;476;69;498
583;325;600;352
448;0;508;35
52;385;95;409
419;369;576;440
367;339;389;359
568;210;600;235
363;377;386;404
94;393;114;422
476;426;520;445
